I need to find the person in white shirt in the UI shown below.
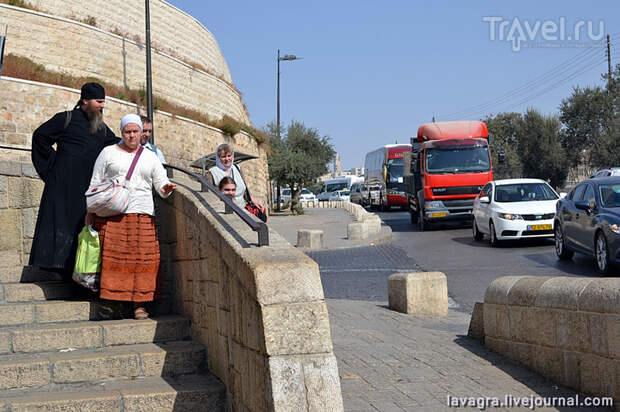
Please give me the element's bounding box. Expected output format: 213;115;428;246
140;115;166;164
86;114;176;319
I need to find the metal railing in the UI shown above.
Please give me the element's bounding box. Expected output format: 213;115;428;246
164;164;269;246
0;144;269;246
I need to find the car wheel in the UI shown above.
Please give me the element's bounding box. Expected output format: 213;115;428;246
554;223;574;260
472;217;483;241
418;208;426;232
489;221;500;247
595;232;611;274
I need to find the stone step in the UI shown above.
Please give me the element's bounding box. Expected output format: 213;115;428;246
0;299;130;327
0;281;75;304
0;264;65;284
0;315;190;355
0;341;206;391
0;374;226;411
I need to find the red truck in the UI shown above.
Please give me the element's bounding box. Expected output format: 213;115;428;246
365;144;412;210
404;121;493;230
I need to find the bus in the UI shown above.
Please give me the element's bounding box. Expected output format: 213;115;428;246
364;144;412;210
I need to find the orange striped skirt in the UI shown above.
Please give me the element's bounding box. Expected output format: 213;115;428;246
93;214;160;302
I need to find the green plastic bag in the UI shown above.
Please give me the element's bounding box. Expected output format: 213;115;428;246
72;225;101;292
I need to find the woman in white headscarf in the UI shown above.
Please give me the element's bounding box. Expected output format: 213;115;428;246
86;114;176;319
207;143;265;213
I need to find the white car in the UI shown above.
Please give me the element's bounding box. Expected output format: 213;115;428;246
329;190;351;202
472;178;560;246
299;188;317;206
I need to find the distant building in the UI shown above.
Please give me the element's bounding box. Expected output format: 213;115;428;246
333;153;342;177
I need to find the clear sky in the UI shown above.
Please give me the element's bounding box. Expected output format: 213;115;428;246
167;1;620;170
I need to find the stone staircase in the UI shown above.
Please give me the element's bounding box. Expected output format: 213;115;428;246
0;261;226;411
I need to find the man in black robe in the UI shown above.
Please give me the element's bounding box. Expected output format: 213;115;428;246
30;82;119;277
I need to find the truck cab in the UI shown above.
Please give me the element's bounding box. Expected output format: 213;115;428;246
405;121;493;230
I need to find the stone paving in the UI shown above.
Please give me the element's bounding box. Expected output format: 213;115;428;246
269;208;615;411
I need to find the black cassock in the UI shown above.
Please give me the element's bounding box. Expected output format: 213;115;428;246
30;108;119;271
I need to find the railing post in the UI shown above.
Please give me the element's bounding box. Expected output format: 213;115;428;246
166;167;173;179
200;180;208;192
224;203;233;214
257;223;269;246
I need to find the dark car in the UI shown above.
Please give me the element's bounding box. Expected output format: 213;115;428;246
554;177;620;273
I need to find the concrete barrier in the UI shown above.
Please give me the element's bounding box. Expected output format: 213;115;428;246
388;272;448;316
347;222;368;240
297;229;323;249
478;276;620;409
307;201;383;236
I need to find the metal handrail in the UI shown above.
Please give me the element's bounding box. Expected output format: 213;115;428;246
164;164;269;246
0;144;269;246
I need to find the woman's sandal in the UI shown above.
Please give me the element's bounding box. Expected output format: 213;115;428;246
134;307;149;320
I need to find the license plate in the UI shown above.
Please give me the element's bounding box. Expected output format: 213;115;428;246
429;212;447;218
528;224;551;231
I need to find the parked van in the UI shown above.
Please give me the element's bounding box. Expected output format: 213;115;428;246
317;176;363;201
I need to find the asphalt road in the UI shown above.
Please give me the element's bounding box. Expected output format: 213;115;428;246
376;209;610;313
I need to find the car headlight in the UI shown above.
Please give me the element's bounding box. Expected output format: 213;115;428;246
611;223;619;234
498;212;523;220
424;201;444;209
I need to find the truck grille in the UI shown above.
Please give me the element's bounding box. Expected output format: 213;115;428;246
432;186;483;195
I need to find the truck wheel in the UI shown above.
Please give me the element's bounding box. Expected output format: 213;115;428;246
418;208;426;231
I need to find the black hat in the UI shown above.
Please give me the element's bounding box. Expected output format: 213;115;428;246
80;82;105;100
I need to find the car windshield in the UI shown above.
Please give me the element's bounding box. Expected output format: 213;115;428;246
426;146;491;174
282;189;291;195
325;182;348;192
599;184;620;207
494;183;558;202
387;158;405;191
301;189;311;195
339;191;350;196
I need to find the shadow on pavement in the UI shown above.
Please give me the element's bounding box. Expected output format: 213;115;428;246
453;336;614;411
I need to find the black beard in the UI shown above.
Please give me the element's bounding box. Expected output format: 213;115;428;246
86;110;105;134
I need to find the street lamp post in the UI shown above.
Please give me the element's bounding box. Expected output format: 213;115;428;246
275;49;299;211
145;0;154;144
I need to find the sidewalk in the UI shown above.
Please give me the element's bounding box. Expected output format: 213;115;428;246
269;207;613;412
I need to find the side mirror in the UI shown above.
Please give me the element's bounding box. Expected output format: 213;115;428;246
479;196;490;204
382;165;387;182
574;200;590;212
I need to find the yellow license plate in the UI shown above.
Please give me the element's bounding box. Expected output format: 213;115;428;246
429;212;447;218
528;224;551;231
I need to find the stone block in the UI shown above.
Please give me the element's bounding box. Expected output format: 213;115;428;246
589;313;609;357
34;301;91;323
0;360;50;390
347;222;367;240
102;317;189;346
580;353;616;398
557;311;590;352
0;331;11;354
4;282;72;303
532;308;557;347
363;214;382;234
21;207;38;239
535;277;593;310
299;354;344;412
579;279;620;314
12;324;102;353
388;272;448;317
533;345;564;383
21;163;39;178
9;392;121;411
0;175;7;194
482;303;498;338
467;302;484;341
8;177;44;209
296;229;323;249
495;305;510;340
266;356;306;411
485;336;509;355
52;353;140;383
609;315;620;359
510;341;535;370
0;160;21;177
507;276;553;307
0;303;34;327
241;248;325;305
484;276;522;305
563;351;581;390
0;209;21;251
0;250;23;283
261;302;333;356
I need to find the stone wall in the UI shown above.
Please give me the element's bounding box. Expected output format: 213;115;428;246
23;0;231;83
0;4;248;124
482;276;620;409
0;160;43;272
0;77;268;205
156;177;344;411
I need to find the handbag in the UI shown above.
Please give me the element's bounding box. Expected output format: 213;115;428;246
246;200;267;222
72;225;101;292
85;146;143;217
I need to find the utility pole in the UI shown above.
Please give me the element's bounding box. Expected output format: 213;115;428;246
0;25;7;77
145;0;154;144
607;34;612;91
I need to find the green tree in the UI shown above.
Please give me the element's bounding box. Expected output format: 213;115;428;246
484;112;523;179
516;109;568;188
267;121;335;213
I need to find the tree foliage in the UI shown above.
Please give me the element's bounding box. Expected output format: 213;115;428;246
267;121;335;213
484;112;523;179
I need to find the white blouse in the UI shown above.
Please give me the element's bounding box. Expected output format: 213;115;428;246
89;144;172;216
209;164;247;207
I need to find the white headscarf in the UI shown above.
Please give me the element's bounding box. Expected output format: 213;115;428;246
120;114;143;132
215;143;234;171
